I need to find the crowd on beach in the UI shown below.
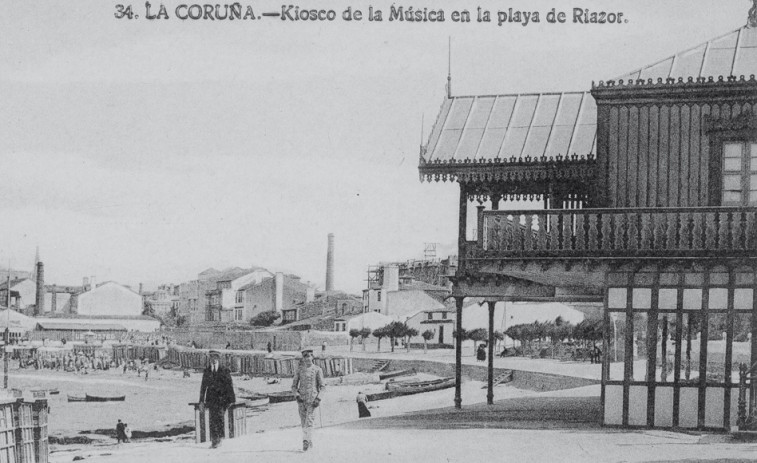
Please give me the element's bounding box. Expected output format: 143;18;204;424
17;350;159;377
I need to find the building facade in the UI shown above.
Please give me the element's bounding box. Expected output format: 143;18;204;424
418;11;757;430
73;281;143;317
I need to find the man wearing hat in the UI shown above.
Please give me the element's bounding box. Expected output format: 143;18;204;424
291;349;324;451
199;350;236;448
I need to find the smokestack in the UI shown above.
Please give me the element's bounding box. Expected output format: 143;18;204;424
34;262;44;316
51;285;57;313
274;272;284;313
83;277;89;291
139;283;143;295
325;233;335;292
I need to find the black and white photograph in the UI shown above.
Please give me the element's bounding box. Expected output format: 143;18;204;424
2;0;757;461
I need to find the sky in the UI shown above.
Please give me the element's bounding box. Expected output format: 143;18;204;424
0;0;751;294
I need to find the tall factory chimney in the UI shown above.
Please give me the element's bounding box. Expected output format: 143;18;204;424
325;233;335;292
34;261;44;316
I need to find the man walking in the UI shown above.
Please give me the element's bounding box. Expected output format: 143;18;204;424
199;350;236;449
291;349;324;451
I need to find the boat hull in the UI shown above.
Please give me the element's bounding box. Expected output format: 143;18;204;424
267;391;295;403
85;394;126;402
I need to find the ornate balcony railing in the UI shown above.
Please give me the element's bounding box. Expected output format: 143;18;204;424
469;206;757;260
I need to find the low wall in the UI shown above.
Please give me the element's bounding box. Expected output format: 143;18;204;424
161;329;304;351
115;346;353;378
351;358;598;392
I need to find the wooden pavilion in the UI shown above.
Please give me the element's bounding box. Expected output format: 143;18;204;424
419;6;757;430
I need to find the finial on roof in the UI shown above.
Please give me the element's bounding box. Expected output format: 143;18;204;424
749;0;757;27
446;37;452;98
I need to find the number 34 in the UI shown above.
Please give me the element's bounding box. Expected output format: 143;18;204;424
115;4;135;19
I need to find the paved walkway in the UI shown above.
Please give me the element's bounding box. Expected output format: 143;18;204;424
54;414;757;463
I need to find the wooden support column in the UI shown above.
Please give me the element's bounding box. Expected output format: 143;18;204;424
487;301;495;405
458;183;468;272
454;182;468;411
454;296;464;409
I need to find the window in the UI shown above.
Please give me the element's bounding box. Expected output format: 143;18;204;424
442;312;448;320
722;142;757;205
236;290;244;304
377;291;381;302
427;313;433;320
235;308;243;321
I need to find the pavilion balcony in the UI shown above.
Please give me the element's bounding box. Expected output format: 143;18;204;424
466;206;757;262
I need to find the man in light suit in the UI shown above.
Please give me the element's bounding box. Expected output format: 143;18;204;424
199;350;236;448
291;349;324;452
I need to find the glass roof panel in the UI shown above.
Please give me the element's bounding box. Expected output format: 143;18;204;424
445;98;473;130
702;47;736;77
639;58;674;81
734;47;757;77
544;126;574;158
424;98;452;157
669;44;707;79
434;129;463;160
553;93;582;126
710;31;738;49
477;128;507;159
510;95;539;127
569;125;596;156
531;95;560;126
741;28;757;47
522;126;551;157
465;98;495;129
576;97;597;125
456;128;486;159
499;127;529;159
487;96;517;128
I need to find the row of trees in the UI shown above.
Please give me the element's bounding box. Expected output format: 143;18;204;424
502;317;605;356
349;322;437;353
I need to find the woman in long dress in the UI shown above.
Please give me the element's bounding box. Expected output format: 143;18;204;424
356;391;371;418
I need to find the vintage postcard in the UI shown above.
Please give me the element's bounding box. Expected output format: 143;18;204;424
2;0;757;461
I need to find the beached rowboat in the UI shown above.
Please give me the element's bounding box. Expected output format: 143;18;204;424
378;368;416;381
85;394;126;402
240;393;269;407
267;391;296;403
385;377;455;395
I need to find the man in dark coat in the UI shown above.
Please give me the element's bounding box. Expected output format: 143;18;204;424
199;350;236;448
115;419;126;443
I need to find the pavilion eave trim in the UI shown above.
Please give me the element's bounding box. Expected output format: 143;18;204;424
418;153;597;183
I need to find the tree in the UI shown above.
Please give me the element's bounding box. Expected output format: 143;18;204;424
359;327;372;351
421;330;434;353
349;329;360;352
452;328;468;349
468;328;488;352
385;321;409;353
373;327;387;352
404;327;419;352
249;310;281;327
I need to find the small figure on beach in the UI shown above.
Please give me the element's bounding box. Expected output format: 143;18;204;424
115;419;127;443
199;350;236;449
476;343;487;362
225;342;231;349
321;341;327;355
267;341;272;354
356;391;371;418
124;423;132;443
292;349;324;452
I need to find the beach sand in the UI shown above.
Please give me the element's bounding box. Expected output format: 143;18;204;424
6;366;539;453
